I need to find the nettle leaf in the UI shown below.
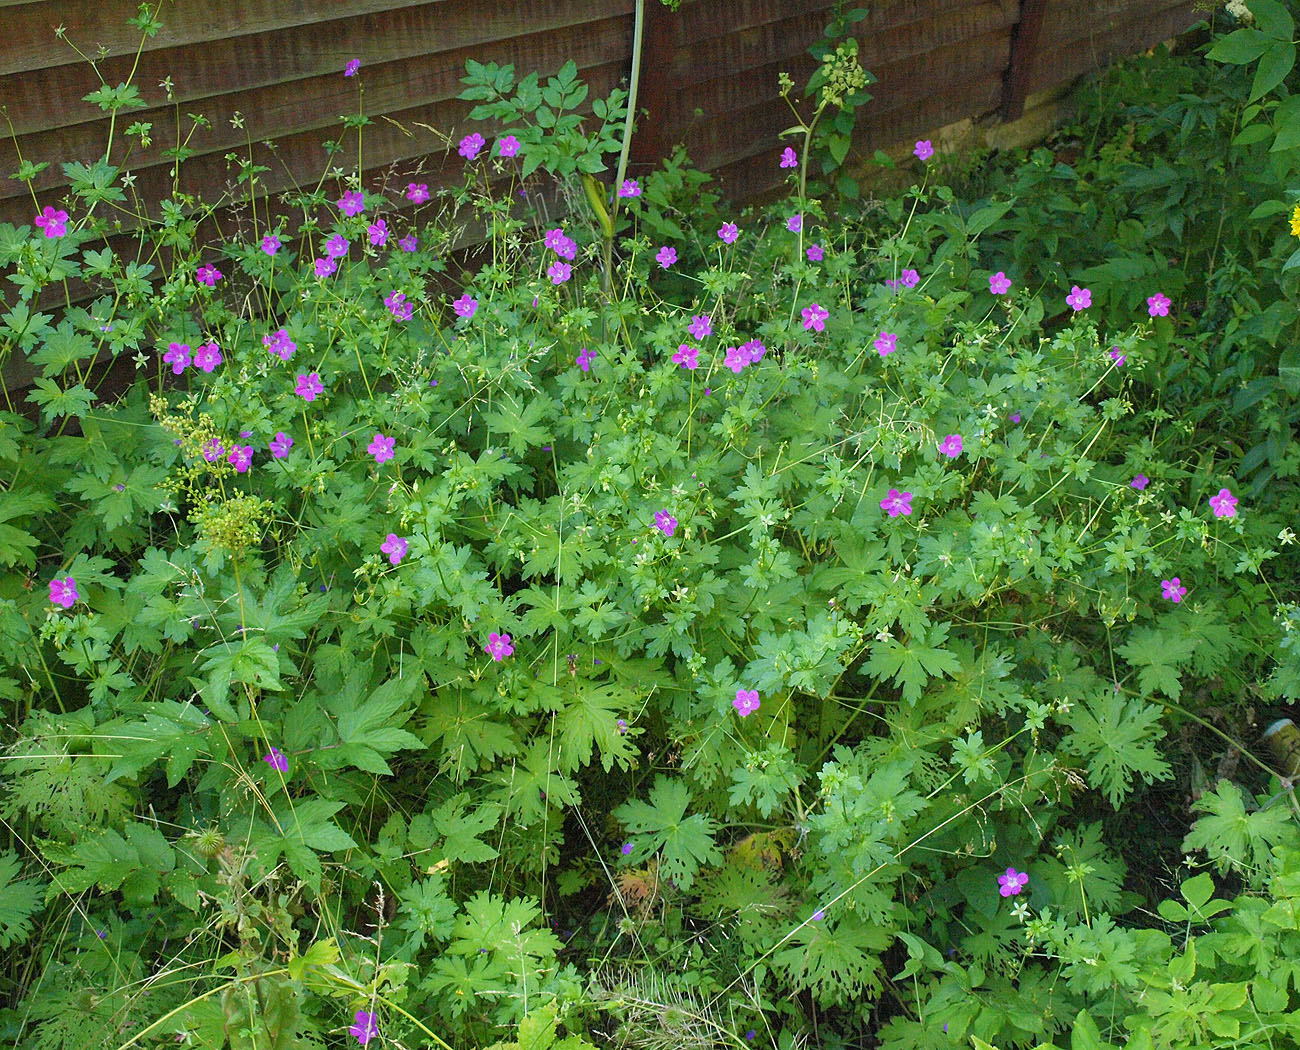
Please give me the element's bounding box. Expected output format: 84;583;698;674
1182;780;1298;878
1060;691;1172;808
613;775;721;890
0;851;45;949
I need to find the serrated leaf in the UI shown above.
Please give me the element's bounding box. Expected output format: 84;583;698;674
613;775;720;890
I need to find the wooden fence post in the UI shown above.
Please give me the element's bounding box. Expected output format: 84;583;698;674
1000;0;1048;122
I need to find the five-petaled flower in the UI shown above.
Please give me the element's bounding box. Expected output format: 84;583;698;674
202;439;225;463
270;432;293;458
787;214;802;233
718;222;739;243
349;1010;378;1046
344;58;362;77
997;867;1028;897
548;261;571;284
325;233;349;259
654;510;677;537
398;233;418;252
381;533;407;565
485;632;514;661
874;331;897;356
196;263;222;286
621;842;633;856
880;488;913;517
780;146;798;168
1147;292;1171;317
497;134;520;157
1066;285;1091;311
802;303;829;332
724;345;751;373
914;140;934;161
671;344;698;370
405;182;430;203
939;434;963;458
989;271;1011;294
296;372;324;401
733;689;761;717
806;243;823;261
261;233;281;256
459;132;485;159
688;314;712;340
164;342;191;374
453;293;478;319
1131;474;1149;490
368;218;388;247
314;257;337;279
337;190;365;216
384;290;413;321
1209;487;1237;518
368;432;396;464
228;445;253;473
619;179;641;198
900;268;920;288
1109;347;1126;366
263;748;288;773
656;245;677;269
49;576;78;608
576;347;596;372
193;342;222;373
264;328;296;361
34;205;69;238
1161;577;1187;603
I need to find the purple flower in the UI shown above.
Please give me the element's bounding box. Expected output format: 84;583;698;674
806;243;823;262
49;576;78;608
671;344;698;370
337;190;365;217
939;434;963;458
880;488;913;517
270;432;293;459
742;338;767;362
544;228;578;260
368;432;396;464
718;222;739;244
1209;487;1238;518
619;179;641;198
997;867;1028;897
656;245;677;269
802;303;829;332
733;689;761;717
485;632;514;661
325;233;349;260
385;290;413;321
263;328;296;361
687;314;712;340
1131;474;1149;490
914;140;934;161
654;510;677;537
724;345;750;373
381;533;408;565
202;438;225;463
192;342;222;373
576;347;596;372
368;218;388;247
548;261;572;284
34;205;69;238
459;132;485;159
163;342;191;374
900;268;920;288
874;331;897;356
263;748;288;773
1109;347;1126;366
787;213;803;233
314;257;337;279
1066;285;1091;311
1161;577;1187;603
780;146;798;168
295;372;324;401
453;293;478;319
196;263;223;286
344;58;361;77
744;1031;756;1042
349;1010;378;1046
1009;412;1021;423
617;719;628;735
811;909;825;921
989;271;1011;294
406;182;430;204
497;135;520;158
1147;292;1171;317
398;233;418;252
621;842;634;856
261;233;281;256
228;445;253;473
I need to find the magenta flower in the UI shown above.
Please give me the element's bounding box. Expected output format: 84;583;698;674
989;271;1011;294
671;344;698;370
654;510;677;537
811;909;825;921
806;243;823;262
1066;285;1091;311
497;134;520;158
192;342;222;373
381;533;408;565
576;347;596;372
314;257;337;279
914;140;934;161
619;179;641;198
939;434;963;458
718;222;739;244
368;432;396;464
270;432;293;458
196;263;223;286
384;290;413;321
398;233;418;252
1147;292;1171;317
885;278;899;291
880;488;913;517
997;867;1028;897
900;268;920;288
1208;487;1237;518
459;132;485;159
1109;347;1126;366
263;748;288;773
405;182;430;204
544;228;577;260
368;218;388;247
295;372;324;401
163;342;191;374
733;689;761;717
688;314;712;340
228;445;253;473
34;205;69;238
261;234;281;256
264;328;296;361
49;576;78;608
780;146;798;168
485;632;514;661
325;233;349;259
742;338;766;363
1009;412;1021;423
337;190;365;217
548;261;572;284
802;303;829;332
202;438;226;463
787;214;803;233
874;331;897;356
453;293;478;319
621;842;634;856
724;345;751;373
1131;474;1149;490
656;245;677;269
344;58;361;77
1161;577;1187;603
617;719;628;735
349;1010;378;1046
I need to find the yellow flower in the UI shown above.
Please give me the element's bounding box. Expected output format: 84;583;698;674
1290;203;1300;239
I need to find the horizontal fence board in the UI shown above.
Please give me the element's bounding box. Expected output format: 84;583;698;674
1038;0;1199;49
